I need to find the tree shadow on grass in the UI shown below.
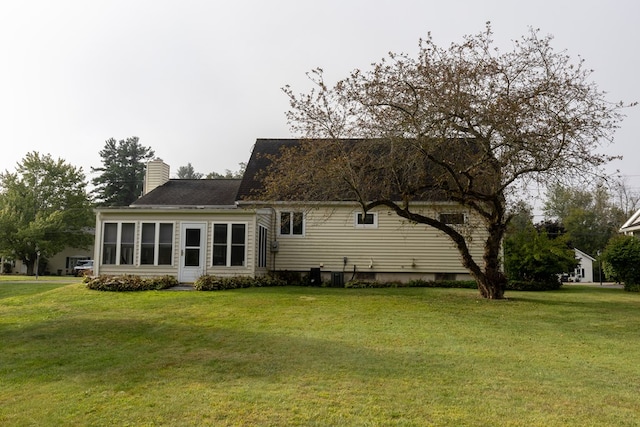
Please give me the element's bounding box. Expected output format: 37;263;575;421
0;316;438;388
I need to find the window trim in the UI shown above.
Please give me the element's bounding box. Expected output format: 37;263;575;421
278;211;305;237
211;222;248;268
354;212;378;228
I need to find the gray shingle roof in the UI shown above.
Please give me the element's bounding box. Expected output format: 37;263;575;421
131;179;241;207
237;139;300;201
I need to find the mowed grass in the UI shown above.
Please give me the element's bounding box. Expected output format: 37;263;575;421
1;281;639;426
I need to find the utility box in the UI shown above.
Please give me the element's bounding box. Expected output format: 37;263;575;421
309;268;322;286
331;272;344;287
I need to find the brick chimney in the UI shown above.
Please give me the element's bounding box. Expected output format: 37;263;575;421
143;159;170;195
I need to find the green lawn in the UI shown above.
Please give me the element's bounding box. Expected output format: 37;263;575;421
1;281;639;426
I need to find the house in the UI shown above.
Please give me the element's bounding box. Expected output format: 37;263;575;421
620;208;640;237
92;139;489;283
568;248;596;283
2;244;93;276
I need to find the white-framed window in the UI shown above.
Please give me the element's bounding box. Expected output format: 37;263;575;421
212;223;247;267
439;213;466;225
102;222;135;265
140;222;174;265
258;225;268;268
279;211;304;236
355;212;378;228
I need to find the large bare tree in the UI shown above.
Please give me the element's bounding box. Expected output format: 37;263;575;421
262;24;631;299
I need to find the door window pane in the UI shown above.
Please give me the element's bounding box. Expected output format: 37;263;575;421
184;248;200;266
185;228;201;247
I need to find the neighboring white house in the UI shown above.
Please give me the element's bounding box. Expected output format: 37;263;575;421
92;139;490;283
568;248;596;283
620;208;640;237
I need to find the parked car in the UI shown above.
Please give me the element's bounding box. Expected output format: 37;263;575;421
73;260;94;276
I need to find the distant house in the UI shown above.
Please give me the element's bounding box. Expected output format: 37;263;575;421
2;244;92;276
568;248;596;283
620;208;640;237
92;139;489;283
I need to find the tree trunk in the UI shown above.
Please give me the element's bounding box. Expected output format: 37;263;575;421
476;222;508;299
476;268;507;299
25;260;35;276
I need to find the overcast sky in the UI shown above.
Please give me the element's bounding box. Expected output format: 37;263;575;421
1;0;638;197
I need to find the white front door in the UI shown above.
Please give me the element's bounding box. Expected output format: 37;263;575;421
179;223;206;283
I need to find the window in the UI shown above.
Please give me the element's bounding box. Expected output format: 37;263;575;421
258;226;268;268
101;222;135;265
158;223;173;265
102;223;117;264
140;223;155;265
355;212;378;228
280;211;304;236
141;222;174;265
212;224;228;266
120;223;135;264
212;223;246;267
230;224;245;266
439;213;466;225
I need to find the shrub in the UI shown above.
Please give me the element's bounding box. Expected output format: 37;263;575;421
272;270;305;286
506;279;562;291
85;275;178;291
602;235;640;291
344;280;401;288
344;278;559;292
193;275;287;291
504;226;577;284
406;279;478;289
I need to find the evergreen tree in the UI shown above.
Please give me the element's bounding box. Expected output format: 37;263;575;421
175;163;204;179
91;137;154;206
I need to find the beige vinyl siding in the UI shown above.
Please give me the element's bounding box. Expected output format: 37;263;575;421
272;205;486;277
95;209;258;279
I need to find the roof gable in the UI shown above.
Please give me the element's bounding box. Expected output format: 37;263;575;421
131;179;241;207
620;208;640;232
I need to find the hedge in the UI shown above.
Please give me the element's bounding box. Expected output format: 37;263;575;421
84;275;179;291
194;275;287;291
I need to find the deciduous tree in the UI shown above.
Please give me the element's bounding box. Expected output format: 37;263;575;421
262;24;630;299
602;235;640;291
543;183;627;256
0;153;94;275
